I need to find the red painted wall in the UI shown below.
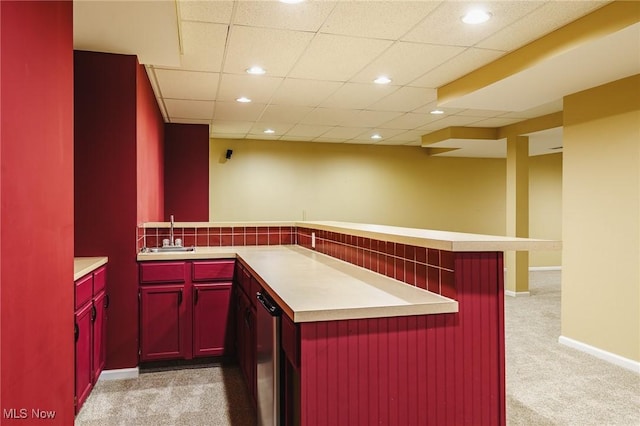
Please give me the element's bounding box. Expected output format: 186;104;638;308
137;65;164;222
75;51;164;370
0;1;74;423
164;123;209;221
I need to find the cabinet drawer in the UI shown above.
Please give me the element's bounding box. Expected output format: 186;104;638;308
140;262;186;284
75;273;93;310
93;266;107;294
192;260;235;282
281;314;299;369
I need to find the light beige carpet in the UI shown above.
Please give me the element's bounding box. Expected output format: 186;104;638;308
76;271;639;425
505;270;639;425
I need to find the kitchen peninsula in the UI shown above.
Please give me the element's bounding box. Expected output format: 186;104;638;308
137;221;559;426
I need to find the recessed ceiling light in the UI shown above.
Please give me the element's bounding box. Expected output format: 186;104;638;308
374;76;392;85
430;109;445;115
246;66;266;75
264;129;275;134
236;97;252;103
371;134;382;140
462;9;491;24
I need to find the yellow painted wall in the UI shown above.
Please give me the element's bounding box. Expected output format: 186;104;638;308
530;153;563;266
562;74;640;362
210;139;506;233
210;138;563;267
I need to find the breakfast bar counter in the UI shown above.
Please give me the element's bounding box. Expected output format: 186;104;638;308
136;221;560;426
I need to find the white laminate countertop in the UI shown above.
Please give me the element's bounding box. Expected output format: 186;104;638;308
74;256;108;281
138;245;458;323
139;220;561;252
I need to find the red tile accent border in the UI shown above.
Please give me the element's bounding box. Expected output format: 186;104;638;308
297;227;458;299
136;224;460;299
137;226;296;250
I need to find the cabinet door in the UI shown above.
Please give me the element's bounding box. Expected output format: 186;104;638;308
92;291;107;383
193;282;232;357
140;285;186;361
75;302;92;414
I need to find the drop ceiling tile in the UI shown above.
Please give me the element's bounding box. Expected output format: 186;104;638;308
319;82;397;109
412;102;465;115
169;118;211;127
260;104;314;123
402;1;541;47
410;47;505;88
319;2;440;40
284;124;333;138
288;34;393;82
155;69;218;100
377;112;434;130
270;79;343;107
164;99;214;120
351;42;464;86
224;26;314;77
300;107;361;126
368;87;437;113
348;110;404;128
320;127;371;139
233;1;336;32
179;0;233;24
245;133;280;141
312;137;347;144
477;1;609;51
210;121;254;134
177;21;227;72
248;122;295;136
213;101;266;121
355;128;406;141
217;74;283;103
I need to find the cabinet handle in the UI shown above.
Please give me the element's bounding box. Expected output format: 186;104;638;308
178;289;183;305
194;288;199;305
104;294;110;309
91;305;97;322
74;323;79;342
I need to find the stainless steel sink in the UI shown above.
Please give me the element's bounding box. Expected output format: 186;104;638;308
149;246;195;253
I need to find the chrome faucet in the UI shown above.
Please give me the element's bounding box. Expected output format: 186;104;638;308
169;214;175;246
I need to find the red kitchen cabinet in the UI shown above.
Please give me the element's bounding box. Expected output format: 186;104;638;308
193;282;232;357
74;302;92;413
139;284;187;361
235;285;256;403
74;264;108;414
92;290;107;383
138;260;235;362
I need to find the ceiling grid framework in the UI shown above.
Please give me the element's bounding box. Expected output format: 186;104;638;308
73;0;639;157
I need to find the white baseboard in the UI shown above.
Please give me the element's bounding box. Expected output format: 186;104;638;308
98;367;139;381
505;290;530;297
503;266;562;272
558;336;640;374
530;266;562;271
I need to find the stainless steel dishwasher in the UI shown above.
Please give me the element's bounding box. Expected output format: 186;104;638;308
256;291;282;426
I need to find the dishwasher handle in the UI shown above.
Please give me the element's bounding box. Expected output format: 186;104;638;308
256;291;281;316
